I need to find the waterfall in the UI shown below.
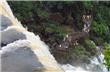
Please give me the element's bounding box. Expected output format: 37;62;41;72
61;64;90;72
60;46;110;72
0;1;63;72
60;54;109;72
89;46;109;72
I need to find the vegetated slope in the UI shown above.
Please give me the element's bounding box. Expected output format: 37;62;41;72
8;1;110;68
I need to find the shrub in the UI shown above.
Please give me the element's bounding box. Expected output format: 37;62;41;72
70;45;91;64
95;37;104;46
83;39;97;56
104;50;110;71
103;43;110;71
91;21;109;37
37;9;49;19
103;42;110;50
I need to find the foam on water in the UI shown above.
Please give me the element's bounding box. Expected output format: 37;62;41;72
61;64;90;72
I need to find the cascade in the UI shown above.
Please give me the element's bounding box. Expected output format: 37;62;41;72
0;1;63;72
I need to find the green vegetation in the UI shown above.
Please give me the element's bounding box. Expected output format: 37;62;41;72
91;21;109;36
70;44;91;64
103;43;110;70
83;39;97;56
8;1;110;66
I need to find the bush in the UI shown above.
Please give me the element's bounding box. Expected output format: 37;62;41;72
91;21;109;37
70;45;91;64
95;37;104;46
37;9;49;19
103;42;110;50
83;39;97;56
45;21;70;39
104;50;110;71
103;43;110;70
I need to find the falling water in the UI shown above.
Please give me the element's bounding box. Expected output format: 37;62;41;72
60;54;109;72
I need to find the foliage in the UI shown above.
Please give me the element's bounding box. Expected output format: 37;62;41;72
91;21;109;37
84;39;96;48
103;43;110;70
83;39;97;56
83;1;93;10
8;1;110;66
37;9;49;19
104;50;110;70
70;44;91;64
45;21;69;39
94;37;104;46
91;21;110;42
103;43;110;50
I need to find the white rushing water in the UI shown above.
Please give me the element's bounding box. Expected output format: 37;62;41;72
1;1;63;71
60;46;109;72
0;22;64;72
61;53;109;72
61;64;90;72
